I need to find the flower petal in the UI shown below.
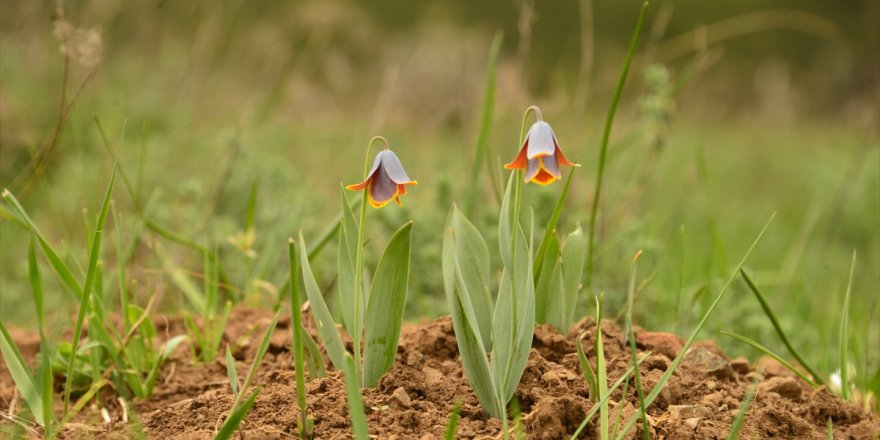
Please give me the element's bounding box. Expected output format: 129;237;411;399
525;157;541;182
526;121;556;159
542;154;561;179
378;150;415;185
368;166;398;208
504;142;529;169
531;168;557;185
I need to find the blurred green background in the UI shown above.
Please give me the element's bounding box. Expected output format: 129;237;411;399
1;0;878;393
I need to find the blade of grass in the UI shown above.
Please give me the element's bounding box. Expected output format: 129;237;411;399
288;239;310;438
585;0;650;289
225;345;239;399
448;206;494;349
596;296;609;440
230;313;278;412
63;158;117;417
298;231;347;372
827;418;833;439
443;402;461;440
215;387;260;440
343;353;369;440
721;331;817;387
740;268;823;385
839;251;856;401
0;322;43;425
612;213;775;440
576;332;599;401
625;251;650;440
144;219;207;254
569;352;651;439
726;376;759;440
464;31;504;215
2;190;82;300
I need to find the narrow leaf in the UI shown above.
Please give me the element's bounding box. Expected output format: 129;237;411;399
0;321;43;425
561;226;587;330
726;376;758;440
226;345;239;398
448;206;493;349
534;232;560;324
721;331;818;387
298;232;347;372
216;388;260;440
343;354;369;440
839;251;855;400
338;187;360;334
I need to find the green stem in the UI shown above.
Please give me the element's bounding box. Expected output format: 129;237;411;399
585;0;649;290
353;136;389;383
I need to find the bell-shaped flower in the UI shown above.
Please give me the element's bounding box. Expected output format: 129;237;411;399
504;121;579;185
346;150;417;208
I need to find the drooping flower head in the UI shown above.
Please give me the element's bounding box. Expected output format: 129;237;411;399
504;120;579;185
346;150;417;208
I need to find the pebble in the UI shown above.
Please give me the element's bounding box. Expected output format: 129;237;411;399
423;366;442;386
758;376;802;400
390;386;412;409
684;347;735;380
730;356;751;375
668;404;711;420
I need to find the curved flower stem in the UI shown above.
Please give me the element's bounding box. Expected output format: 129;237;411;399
353;135;389;383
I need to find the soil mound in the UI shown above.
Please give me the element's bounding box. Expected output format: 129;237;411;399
2;306;877;439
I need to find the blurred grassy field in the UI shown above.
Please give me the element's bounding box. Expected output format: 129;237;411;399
1;1;878;398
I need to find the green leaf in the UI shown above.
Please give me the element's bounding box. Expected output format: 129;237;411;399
492;226;535;406
0;321;43;425
839;251;856;401
464;31;504;214
3;190;82;300
225;345;239;399
144;335;186;396
561;226;587;330
740;268;823;385
534;230;560;325
576;333;598;402
64;160;117;416
88;315;145;398
498;172;516;269
153;243;206;315
442;227;499;418
447;206;493;350
298;231;347;372
216;387;260;440
338;187;360;334
343;353;369;440
726;376;758;440
288;239;310;438
721;331;818;387
443;402;462;440
363;222;412;387
28;238;44;332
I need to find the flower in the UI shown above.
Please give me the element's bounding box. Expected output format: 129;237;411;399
504;121;579;185
346;150;417;208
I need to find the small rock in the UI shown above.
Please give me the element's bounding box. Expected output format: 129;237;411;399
705;380;717;391
758;376;801;401
423;366;442;386
541;370;562;387
405;351;424;368
756;356;795;378
684;418;700;430
390;387;412;409
637;331;684;359
684;347;735;380
702;391;723;406
668;404;711;420
644;354;670;371
730;356;751;375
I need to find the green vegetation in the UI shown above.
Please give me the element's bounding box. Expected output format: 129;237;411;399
0;0;877;437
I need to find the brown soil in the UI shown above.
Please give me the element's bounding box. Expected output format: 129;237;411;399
1;306;878;439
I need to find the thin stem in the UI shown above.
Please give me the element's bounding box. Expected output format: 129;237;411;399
353;135;388;383
586;1;650;290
